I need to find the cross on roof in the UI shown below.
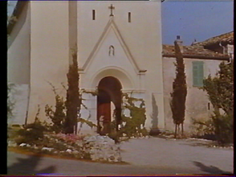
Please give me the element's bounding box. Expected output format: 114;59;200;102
108;4;115;17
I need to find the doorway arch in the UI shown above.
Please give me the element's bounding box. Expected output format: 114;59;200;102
97;76;122;135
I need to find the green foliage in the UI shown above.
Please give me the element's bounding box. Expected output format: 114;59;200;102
200;61;233;145
44;79;96;134
77;90;98;134
81;89;98;96
45;83;66;133
65;51;81;134
108;130;120;143
211;112;233;145
38;136;69;151
191;117;215;140
8;16;17;24
78;118;97;128
7;2;17;25
118;93;148;138
45;82;66;133
16;119;46;145
7;83;15;119
8;125;22;140
170;41;187;137
82;152;91;160
202;62;233;115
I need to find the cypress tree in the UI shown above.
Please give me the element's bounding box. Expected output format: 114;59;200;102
64;52;81;134
170;40;187;138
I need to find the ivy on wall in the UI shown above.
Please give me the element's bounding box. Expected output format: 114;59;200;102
45;82;66;133
45;83;98;134
109;93;148;140
7;83;15;119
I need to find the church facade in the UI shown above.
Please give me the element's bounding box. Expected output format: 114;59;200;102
8;1;232;134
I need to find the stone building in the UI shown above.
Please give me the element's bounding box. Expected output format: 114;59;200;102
7;1;233;135
162;33;232;133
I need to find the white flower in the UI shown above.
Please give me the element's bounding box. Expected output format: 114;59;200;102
42;147;54;151
66;149;72;153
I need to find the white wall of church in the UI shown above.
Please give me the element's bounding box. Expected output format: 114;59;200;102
26;1;70;123
77;1;162;69
163;57;224;134
77;1;164;131
8;1;165;133
7;2;30;125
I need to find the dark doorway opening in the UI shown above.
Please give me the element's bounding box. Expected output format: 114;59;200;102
97;76;122;135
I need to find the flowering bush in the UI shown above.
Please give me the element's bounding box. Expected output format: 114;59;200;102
53;133;84;144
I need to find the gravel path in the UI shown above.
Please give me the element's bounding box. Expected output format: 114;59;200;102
121;137;233;173
7;137;233;175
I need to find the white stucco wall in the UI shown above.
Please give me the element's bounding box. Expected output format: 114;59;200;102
7;2;30;125
27;1;70;123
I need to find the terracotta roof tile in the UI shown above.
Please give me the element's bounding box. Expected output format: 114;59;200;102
162;44;229;59
162;31;233;60
193;31;234;47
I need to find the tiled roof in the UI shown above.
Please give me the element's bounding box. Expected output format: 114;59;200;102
163;31;233;60
193;31;234;47
162;44;229;60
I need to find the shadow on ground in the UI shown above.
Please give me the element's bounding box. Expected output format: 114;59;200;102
8;153;56;175
180;142;211;147
193;161;232;175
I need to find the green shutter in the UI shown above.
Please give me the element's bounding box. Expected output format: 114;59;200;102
192;61;204;87
198;62;204;87
192;63;199;86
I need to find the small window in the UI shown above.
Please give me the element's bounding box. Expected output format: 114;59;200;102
109;45;115;56
192;61;204;87
208;102;211;110
128;12;131;23
92;10;95;20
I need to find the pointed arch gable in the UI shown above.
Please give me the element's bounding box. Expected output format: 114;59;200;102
80;18;143;74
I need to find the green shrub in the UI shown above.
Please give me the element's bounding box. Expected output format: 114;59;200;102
211;112;233;145
200;61;233;145
82;152;91;160
140;128;148;137
112;93;147;139
108;130;119;143
16;120;46;145
7;83;15;119
191;117;216;140
50;142;68;151
65;51;80;134
193;113;233;144
45;83;66;133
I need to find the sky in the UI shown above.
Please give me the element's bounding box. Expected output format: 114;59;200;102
162;0;234;45
7;0;234;45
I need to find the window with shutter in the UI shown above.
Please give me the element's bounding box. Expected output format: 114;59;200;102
192;61;204;87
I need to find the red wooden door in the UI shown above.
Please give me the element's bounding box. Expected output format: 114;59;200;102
97;90;111;134
97;77;122;134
